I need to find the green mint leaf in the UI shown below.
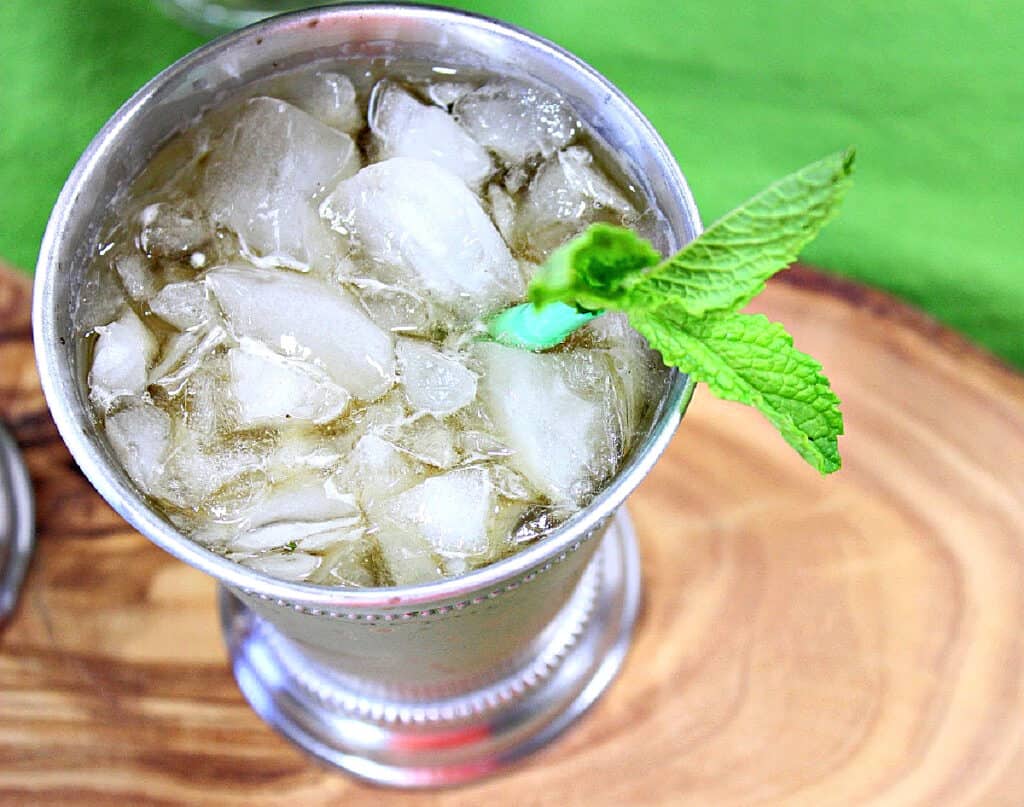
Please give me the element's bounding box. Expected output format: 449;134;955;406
525;149;854;318
516;148;853;474
627;148;855;315
528;223;661;312
628;305;843;474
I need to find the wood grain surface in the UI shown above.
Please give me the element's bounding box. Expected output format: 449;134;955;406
2;263;1023;806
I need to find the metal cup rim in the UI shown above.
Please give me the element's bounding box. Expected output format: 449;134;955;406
33;2;700;610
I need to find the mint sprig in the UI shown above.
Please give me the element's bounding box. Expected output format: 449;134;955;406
628;148;855;316
528;223;662;311
522;148;854;474
628;306;843;473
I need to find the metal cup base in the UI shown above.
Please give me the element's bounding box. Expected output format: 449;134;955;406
219;510;642;787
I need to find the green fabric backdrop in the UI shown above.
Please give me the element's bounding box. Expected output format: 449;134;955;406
2;1;1020;365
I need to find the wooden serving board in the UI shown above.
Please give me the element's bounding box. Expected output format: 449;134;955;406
2;263;1024;806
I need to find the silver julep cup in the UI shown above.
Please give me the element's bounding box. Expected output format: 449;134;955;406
33;4;700;787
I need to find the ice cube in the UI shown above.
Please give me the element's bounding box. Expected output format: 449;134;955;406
554;346;646;460
321;158;523;317
232;511;365;553
231;516;363;553
149;280;218;330
559;347;608;400
150;324;229;395
517;145;635;256
292;71;362;133
504;165;530;194
240;477;361;527
371;516;442;586
89;308;157;410
294;524;365;553
339;433;422;508
206;264;395;401
353;390;409;437
157;432;269;508
75;261;126;335
227;340;351;426
381;467;494;558
486;183;516;244
474;342;618;505
369;80;493;187
180;359;228;443
454;80;579;167
578;311;646;349
486;463;535;502
105;399;171;494
265;431;344;480
578;313;662;454
241;551;320;581
425;81;473;109
458;429;512;461
396;339;477;415
113;254;157;301
311;537;376;587
139;202;211;259
389;415;460;469
349;277;434;336
201;97;360;271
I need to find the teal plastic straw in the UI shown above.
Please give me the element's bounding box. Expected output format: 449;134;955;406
486;302;598;351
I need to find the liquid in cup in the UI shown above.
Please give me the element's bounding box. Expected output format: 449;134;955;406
77;64;669;588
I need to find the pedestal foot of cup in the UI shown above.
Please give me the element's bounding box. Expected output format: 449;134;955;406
219;508;642;788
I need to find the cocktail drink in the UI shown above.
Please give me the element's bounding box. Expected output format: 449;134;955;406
34;6;699;785
77;64;669;588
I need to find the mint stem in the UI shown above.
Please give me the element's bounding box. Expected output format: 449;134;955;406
487;300;597;350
